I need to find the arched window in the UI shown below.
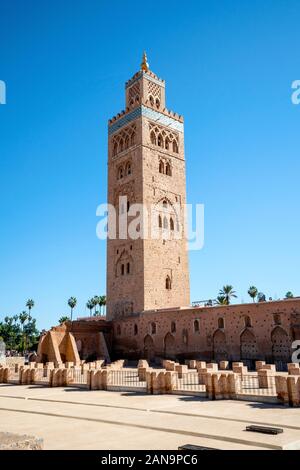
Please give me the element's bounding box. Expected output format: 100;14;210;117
151;322;156;335
172;140;178;153
158;215;162;228
130;132;135;146
119;139;124;153
171;321;176;333
116;324;121;336
126;162;131;176
155;98;160;109
134;324;138;335
150;131;156;145
124;136;129;149
149;95;154;106
166;276;171;290
121;264;125;276
118;166;124;179
159;160;164;174
113;142;118;156
170;217;174;231
218;318;225;329
126;262;130;274
244;316;252;328
194;319;200;332
157;134;163;147
165;162;172;176
163;216;168;229
165;138;170;150
182;329;188;345
162;199;168;209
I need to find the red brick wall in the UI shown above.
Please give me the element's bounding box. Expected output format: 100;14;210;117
112;298;300;363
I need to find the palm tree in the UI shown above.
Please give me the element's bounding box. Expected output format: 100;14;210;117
218;285;237;305
26;299;35;316
92;296;100;315
86;299;94;317
98;296;104;315
58;316;70;324
248;286;258;302
19;311;29;353
285;291;294;299
67;297;77;320
101;295;106;316
216;295;227;305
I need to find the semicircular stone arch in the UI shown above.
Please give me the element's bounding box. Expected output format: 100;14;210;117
240;329;258;361
143;334;155;362
271;326;290;363
213;329;228;362
164;332;176;359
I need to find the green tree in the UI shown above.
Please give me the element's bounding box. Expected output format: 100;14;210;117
23;318;39;350
248;286;258;302
285;291;294;299
218;285;237;305
92;296;101;315
86;299;94;317
59;316;70;324
216;295;227;305
26;299;35;316
67;297;77;320
19;311;29;353
101;295;106;316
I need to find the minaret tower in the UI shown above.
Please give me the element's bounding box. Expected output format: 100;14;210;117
106;54;190;320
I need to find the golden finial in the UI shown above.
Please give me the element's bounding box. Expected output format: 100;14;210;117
141;51;149;72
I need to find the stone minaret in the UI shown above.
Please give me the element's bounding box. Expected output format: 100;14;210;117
106;53;190;320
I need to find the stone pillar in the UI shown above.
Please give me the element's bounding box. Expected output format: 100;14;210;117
89;370;99;390
138;367;149;382
196;361;206;370
20;366;30;384
52;369;63;387
219;361;229;370
185;360;197;369
211;372;230;400
198;368;208;385
165;371;176;393
207;363;218;372
146;371;153;394
175;364;188;378
255;361;266;371
288;363;300;375
0;367;5;383
232;364;248;376
275;375;289;405
138;359;149;369
228;372;241;398
287;376;300;407
163;360;176;371
3;367;9;383
258;369;273;388
232;362;244;368
205;372;214;399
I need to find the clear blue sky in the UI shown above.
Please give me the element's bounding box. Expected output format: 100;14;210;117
0;0;299;329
